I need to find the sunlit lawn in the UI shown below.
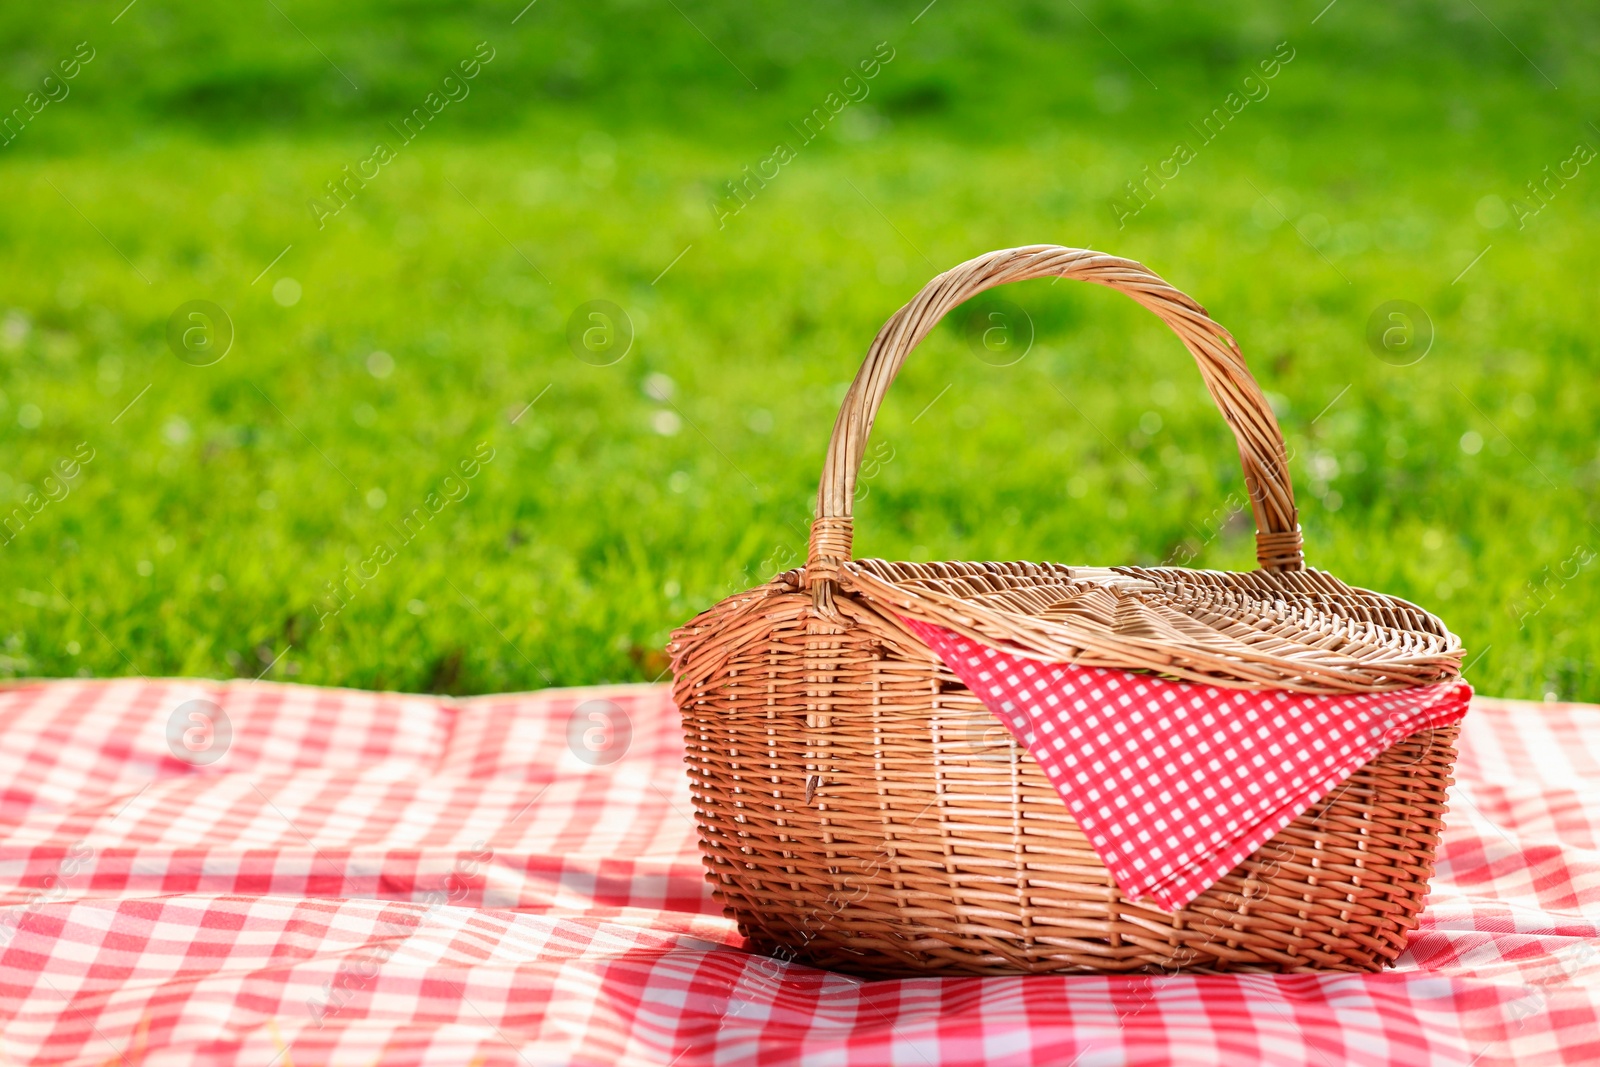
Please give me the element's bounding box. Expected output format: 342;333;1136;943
3;1;1596;699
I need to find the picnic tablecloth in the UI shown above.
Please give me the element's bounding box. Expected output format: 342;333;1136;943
0;678;1595;1066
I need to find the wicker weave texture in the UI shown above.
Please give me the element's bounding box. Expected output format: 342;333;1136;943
675;572;1456;976
669;246;1463;976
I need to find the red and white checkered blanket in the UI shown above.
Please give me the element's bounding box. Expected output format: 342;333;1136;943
1;679;1595;1066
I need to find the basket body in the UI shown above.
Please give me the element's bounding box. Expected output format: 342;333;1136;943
674;565;1459;976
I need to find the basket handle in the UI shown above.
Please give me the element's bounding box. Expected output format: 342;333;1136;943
805;245;1302;604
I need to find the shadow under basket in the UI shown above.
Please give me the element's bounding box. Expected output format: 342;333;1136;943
669;246;1465;977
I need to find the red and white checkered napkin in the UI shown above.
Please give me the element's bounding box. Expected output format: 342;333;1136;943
903;618;1472;911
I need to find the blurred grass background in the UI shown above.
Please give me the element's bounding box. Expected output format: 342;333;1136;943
1;1;1597;698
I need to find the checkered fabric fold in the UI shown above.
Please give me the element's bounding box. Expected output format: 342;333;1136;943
1;677;1595;1066
904;618;1473;910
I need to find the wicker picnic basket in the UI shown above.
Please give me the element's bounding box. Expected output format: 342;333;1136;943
669;245;1464;977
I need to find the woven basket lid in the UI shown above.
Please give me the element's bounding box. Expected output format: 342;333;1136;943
783;246;1464;694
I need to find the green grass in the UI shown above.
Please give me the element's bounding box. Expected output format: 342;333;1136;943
3;1;1598;699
